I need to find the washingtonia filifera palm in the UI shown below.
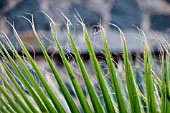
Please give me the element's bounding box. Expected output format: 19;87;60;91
0;14;169;113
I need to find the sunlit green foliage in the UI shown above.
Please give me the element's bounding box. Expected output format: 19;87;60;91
0;15;169;113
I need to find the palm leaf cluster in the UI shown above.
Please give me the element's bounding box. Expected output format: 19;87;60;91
0;15;170;113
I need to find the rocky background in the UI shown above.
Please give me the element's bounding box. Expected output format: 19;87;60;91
0;0;170;53
0;0;169;76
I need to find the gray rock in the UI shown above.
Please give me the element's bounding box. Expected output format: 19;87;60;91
62;3;102;30
0;0;8;12
110;0;142;30
5;0;50;32
151;15;170;32
166;0;170;4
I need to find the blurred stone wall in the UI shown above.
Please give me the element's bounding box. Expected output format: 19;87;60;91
0;0;170;53
0;1;168;102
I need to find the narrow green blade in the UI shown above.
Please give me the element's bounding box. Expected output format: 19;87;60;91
0;42;48;112
0;47;38;113
2;38;52;112
161;53;166;113
0;74;33;113
144;44;157;113
0;86;23;113
31;22;79;113
11;26;64;113
166;55;170;113
81;23;115;113
67;24;104;113
101;29;127;113
121;33;141;113
0;104;8;113
51;28;92;113
0;96;15;113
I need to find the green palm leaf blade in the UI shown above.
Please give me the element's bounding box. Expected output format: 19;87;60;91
114;26;142;113
1;59;47;113
0;96;15;113
0;16;170;113
0;74;33;113
0;48;37;112
161;53;166;113
31;21;79;113
1;39;50;112
101;28;127;113
3;36;57;113
166;55;170;113
0;104;9;113
0;85;23;113
0;43;47;112
144;44;157;113
51;26;92;113
123;40;141;113
66;24;104;113
10;25;65;113
81;23;116;113
0;60;38;113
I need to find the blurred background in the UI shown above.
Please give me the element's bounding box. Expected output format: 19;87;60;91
0;0;170;78
0;0;170;110
0;0;170;53
0;1;170;74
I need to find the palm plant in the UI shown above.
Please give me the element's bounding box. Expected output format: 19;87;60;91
0;14;170;113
